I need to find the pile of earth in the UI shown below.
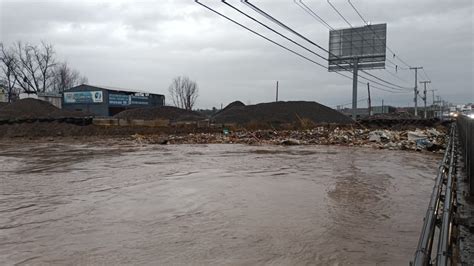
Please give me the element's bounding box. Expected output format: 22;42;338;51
114;106;206;121
212;101;354;125
215;101;245;115
0;98;58;119
0;98;90;120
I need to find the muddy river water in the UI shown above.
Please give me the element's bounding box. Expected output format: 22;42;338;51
0;141;441;265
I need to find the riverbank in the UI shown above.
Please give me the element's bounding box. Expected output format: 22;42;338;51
126;126;447;152
0;120;448;152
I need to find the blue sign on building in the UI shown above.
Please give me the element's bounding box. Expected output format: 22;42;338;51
109;94;130;106
130;95;149;105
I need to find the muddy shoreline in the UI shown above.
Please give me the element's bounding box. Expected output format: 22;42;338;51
0;123;448;153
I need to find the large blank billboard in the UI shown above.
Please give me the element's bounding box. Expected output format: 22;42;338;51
328;23;386;72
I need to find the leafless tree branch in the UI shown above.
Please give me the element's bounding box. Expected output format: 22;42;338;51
168;75;199;110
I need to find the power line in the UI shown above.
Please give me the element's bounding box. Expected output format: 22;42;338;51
294;0;334;30
330;0;416;79
243;0;411;91
334;97;369;108
327;0;352;27
194;1;349;79
226;0;408;96
295;0;412;91
347;0;367;24
327;0;413;72
422;68;432;81
222;1;327;61
195;1;410;95
346;0;412;69
380;69;411;84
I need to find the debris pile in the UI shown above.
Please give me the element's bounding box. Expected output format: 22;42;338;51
131;127;447;152
115;106;205;121
212;101;354;125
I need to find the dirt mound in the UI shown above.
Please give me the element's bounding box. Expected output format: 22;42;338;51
214;101;245;116
0;98;91;119
114;106;206;121
212;101;353;125
223;101;245;111
0;98;59;119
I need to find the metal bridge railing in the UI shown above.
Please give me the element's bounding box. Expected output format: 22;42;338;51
457;115;474;195
412;124;457;266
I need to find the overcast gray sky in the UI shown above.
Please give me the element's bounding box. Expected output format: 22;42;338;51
1;0;472;109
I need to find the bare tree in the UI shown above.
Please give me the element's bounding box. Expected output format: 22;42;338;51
1;41;88;97
9;41;56;94
0;43;17;102
52;62;88;92
168;76;199;110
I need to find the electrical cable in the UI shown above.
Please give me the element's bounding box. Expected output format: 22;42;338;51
244;0;412;91
194;1;344;77
294;0;334;30
380;69;411;84
347;0;412;68
195;1;409;94
297;0;413;87
327;0;352;27
222;1;326;61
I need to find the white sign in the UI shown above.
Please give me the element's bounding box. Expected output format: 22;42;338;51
64;91;103;104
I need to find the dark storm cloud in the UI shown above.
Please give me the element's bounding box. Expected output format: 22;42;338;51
0;0;472;108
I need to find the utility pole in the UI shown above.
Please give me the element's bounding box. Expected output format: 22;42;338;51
428;89;437;105
410;66;423;117
419;80;431;119
367;82;372;116
381;99;384;114
436;96;442;119
276;81;279;102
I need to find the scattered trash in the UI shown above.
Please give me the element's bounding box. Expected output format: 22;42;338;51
132;127;447;152
416;139;433;150
408;130;428;141
368;130;391;142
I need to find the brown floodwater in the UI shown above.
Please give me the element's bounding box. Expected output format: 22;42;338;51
0;140;441;265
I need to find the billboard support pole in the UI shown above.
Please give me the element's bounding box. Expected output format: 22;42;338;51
352;57;359;111
367;82;372;116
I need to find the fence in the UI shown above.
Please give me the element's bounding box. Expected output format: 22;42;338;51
457;115;474;195
412;125;457;265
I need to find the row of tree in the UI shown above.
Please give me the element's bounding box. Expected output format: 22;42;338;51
0;41;200;110
0;41;87;102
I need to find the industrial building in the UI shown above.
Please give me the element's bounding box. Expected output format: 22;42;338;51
62;84;165;116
